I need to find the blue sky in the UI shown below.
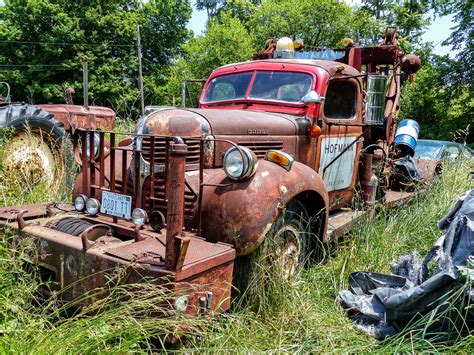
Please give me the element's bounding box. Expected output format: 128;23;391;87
187;1;456;56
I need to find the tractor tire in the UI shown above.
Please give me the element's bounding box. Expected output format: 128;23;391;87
0;104;67;189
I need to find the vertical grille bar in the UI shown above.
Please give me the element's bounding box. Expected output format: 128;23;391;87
122;148;128;195
110;133;116;192
81;130;88;196
198;139;204;236
134;136;141;208
164;138;170;199
149;135;155;211
89;132;95;197
99;131;105;188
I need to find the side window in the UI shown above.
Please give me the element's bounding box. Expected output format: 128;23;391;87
442;145;461;159
324;81;357;119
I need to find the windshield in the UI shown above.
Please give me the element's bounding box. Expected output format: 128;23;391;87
202;70;313;104
414;142;443;159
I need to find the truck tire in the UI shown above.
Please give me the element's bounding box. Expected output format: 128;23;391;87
233;199;313;301
0;104;67;188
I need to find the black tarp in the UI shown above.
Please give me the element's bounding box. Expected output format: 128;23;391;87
339;189;474;338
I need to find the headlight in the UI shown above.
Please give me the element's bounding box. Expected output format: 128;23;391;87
85;198;100;216
73;194;88;212
174;295;189;313
131;208;148;225
80;132;100;160
223;146;258;180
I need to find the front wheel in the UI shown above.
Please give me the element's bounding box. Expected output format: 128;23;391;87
233;200;320;305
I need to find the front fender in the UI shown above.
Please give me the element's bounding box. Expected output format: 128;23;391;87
201;160;329;256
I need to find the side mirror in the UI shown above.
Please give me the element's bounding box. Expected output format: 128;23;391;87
302;90;324;104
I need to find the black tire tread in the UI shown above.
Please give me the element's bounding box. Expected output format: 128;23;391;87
0;103;65;140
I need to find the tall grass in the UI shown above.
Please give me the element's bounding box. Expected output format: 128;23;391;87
0;129;472;353
183;159;473;352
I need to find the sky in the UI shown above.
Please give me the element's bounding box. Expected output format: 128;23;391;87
187;1;456;56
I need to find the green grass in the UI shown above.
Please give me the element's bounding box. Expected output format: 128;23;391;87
0;136;472;352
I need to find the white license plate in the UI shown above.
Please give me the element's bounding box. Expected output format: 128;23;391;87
100;191;132;219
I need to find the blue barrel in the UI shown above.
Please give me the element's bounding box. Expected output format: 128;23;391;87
394;119;420;157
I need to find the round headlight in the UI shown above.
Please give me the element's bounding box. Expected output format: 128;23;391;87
223;146;257;180
79;132;100;160
131;208;148;225
85;198;100;216
174;295;188;313
73;194;88;212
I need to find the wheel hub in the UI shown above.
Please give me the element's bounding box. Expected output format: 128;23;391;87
2;131;56;185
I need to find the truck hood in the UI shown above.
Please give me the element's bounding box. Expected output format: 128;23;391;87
185;108;303;136
140;107;306;137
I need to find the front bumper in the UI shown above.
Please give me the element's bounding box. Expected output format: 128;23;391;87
0;203;235;315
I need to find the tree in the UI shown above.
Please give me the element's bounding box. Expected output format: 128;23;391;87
0;0;192;119
225;0;381;49
400;56;473;143
360;1;433;50
436;0;473;87
159;13;255;106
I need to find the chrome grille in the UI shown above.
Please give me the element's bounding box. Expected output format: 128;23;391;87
144;175;197;222
141;137;201;165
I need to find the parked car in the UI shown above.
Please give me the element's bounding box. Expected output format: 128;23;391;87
414;139;473;160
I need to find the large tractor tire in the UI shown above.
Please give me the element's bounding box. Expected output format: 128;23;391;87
0;104;67;189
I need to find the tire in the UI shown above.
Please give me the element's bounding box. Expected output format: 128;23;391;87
0;104;67;189
233;200;316;302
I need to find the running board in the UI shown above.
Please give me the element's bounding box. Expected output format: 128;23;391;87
327;190;417;242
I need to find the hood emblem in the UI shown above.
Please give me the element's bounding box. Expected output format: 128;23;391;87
248;128;268;135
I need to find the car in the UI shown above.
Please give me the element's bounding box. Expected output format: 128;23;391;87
414;139;473;160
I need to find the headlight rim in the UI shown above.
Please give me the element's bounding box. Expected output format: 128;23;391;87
78;132;101;161
131;208;148;225
85;198;100;216
223;145;257;181
73;194;88;212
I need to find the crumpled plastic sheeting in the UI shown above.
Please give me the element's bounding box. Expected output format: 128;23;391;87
339;189;474;339
393;155;423;182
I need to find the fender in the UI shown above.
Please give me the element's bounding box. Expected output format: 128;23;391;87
200;159;329;256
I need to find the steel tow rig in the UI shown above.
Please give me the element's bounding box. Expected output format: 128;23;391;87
0;27;432;312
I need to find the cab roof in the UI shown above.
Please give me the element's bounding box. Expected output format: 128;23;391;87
213;58;361;77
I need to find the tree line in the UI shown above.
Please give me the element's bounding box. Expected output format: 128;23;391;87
0;0;471;143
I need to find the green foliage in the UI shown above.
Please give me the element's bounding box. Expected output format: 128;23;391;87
160;13;255;107
228;0;382;49
0;0;192;119
400;56;473;143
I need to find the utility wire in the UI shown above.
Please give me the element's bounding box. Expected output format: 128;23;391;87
0;64;75;67
2;10;141;22
0;40;135;47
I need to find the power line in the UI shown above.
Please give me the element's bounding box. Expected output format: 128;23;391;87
1;11;114;22
0;40;135;48
0;64;75;67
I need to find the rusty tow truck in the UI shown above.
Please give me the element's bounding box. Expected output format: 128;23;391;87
0;28;425;315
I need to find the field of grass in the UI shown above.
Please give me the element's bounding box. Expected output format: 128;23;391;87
0;130;472;352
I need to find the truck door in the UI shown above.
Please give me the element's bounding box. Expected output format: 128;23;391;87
314;78;363;209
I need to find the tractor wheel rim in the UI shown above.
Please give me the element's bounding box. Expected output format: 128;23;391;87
2;131;57;185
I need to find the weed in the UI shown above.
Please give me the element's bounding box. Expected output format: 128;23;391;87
0;152;472;352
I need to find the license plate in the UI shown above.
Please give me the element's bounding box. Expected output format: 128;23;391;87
100;191;132;219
